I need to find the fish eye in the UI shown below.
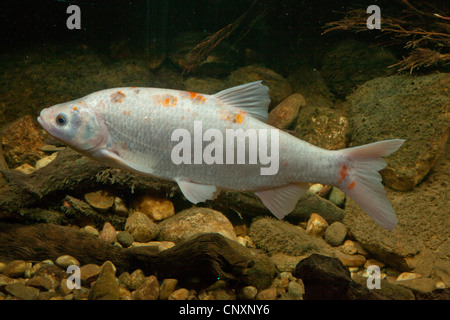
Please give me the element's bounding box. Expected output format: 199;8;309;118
55;114;67;126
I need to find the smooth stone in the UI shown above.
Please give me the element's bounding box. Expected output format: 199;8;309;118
35;152;58;170
116;231;134;248
98;222;116;243
324;222;348;246
255;287;277;300
125;212;160;242
3;260;29;278
55;255;80;269
5;283;40;300
84;190;115;212
14;163;35;174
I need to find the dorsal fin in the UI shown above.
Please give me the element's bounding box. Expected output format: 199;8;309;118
213;81;270;122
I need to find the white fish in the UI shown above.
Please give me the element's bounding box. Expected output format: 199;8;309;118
37;81;405;230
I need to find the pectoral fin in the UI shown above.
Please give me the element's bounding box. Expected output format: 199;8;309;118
175;178;218;204
255;182;309;219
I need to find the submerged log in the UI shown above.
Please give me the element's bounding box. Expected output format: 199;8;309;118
0;222;267;289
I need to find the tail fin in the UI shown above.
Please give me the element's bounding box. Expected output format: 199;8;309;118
338;139;405;230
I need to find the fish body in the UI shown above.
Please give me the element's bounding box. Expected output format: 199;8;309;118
38;81;405;230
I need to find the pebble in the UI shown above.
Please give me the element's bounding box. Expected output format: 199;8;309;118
308;183;324;194
328;187;346;207
364;259;385;269
133;194;175;221
324;222;348;246
25;275;53;291
125;212;160;242
396;272;421;281
255;287;277;300
169;288;190;300
88;261;119;300
270;253;306;273
340;239;358;255
287;281;304;298
113;196;129;216
98;222;116;244
84;190;115;212
79;264;102;286
83;225;99;237
306;213;329;237
132;275;160;300
35;152;58;170
58;278;73;296
55;255;80;269
117;231;134;248
237;286;258;300
267;93;305;129
336;252;366;267
3;260;29;278
0;262;5;273
209;288;236;300
14;163;35;174
159;278;178;300
0;274;19;286
5;282;40;300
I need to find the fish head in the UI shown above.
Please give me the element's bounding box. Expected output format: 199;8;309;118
37;99;108;154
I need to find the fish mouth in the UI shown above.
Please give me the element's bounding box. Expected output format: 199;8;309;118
37;109;51;134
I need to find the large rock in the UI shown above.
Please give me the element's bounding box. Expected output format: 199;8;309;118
125;212;160;243
158;207;237;243
249;217;335;257
2;115;46;168
347;73;450;190
294;106;349;150
293;254;377;299
322;38;398;98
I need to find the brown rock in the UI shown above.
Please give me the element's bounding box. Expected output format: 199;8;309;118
267;93;305;129
98;222;116;244
336;252;366;267
158;207;237;243
2;115;46;168
84;190;115;212
132;275;160;300
5;283;40;300
306;213;329;237
159;278;178;300
294;106;349;150
168;288;190;300
348;73;449;190
125;212;160;242
255;287;277;300
133;194;175;221
79;264;102;286
88;261;119;300
3;260;29;278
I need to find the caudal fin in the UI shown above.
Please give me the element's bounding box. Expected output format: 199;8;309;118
338;139;405;230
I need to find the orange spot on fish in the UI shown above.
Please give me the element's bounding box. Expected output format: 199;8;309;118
187;91;206;104
235;113;244;124
348;181;355;189
72;107;78;111
78;101;82;104
285;161;288;166
338;164;348;183
111;91;125;103
181;116;185;120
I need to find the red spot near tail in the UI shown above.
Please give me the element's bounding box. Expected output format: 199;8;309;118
348;181;355;189
338;164;348;183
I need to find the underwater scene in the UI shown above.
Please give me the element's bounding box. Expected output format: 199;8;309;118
0;0;449;304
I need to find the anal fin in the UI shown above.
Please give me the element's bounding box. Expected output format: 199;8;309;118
255;182;308;219
175;178;218;204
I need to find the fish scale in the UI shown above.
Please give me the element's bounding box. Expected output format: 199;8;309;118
38;81;405;230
